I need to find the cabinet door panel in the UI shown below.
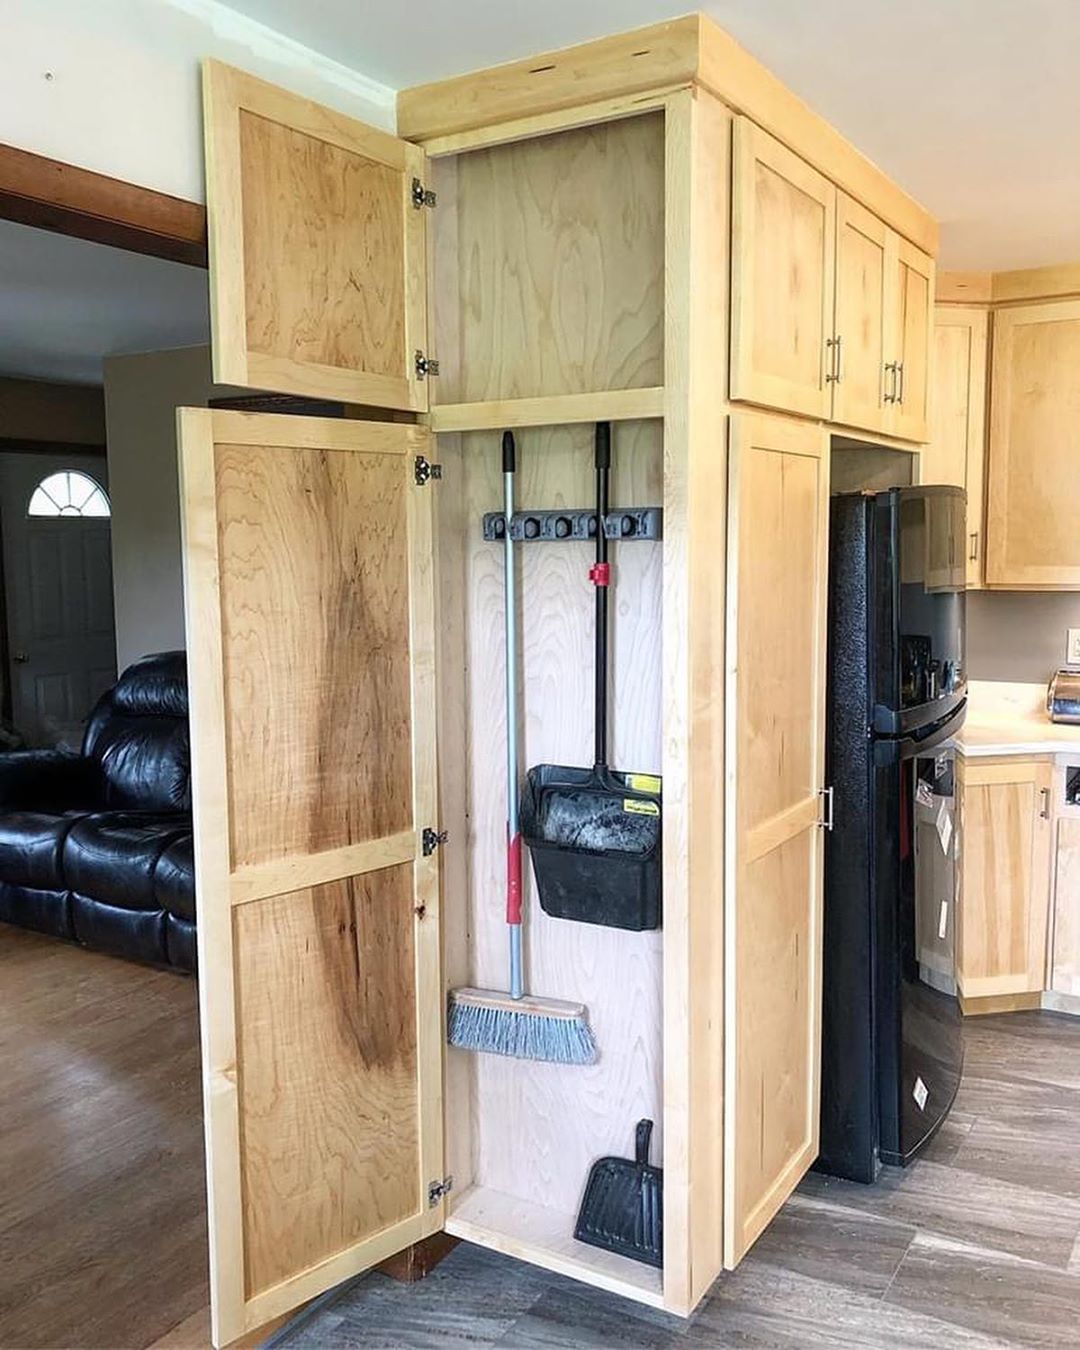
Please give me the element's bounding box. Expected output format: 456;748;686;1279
724;412;828;1266
731;120;835;419
986;300;1080;586
179;411;443;1347
832;193;889;434
1051;817;1080;996
203;61;428;411
958;758;1051;998
925;306;988;587
888;239;934;442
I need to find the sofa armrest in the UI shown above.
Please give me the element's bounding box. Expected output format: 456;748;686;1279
0;749;103;812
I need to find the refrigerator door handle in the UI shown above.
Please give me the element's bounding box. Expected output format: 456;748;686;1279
819;785;835;831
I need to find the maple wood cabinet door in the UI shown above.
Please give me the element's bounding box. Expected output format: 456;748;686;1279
832;193;890;435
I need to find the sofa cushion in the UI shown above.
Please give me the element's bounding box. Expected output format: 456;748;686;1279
63;813;188;911
0;881;73;940
165;913;196;972
0;811;85;890
155;834;195;923
71;895;166;965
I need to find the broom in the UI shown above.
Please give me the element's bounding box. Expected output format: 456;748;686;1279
447;430;597;1066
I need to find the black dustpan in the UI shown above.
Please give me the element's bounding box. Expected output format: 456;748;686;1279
575;1119;663;1268
520;423;662;931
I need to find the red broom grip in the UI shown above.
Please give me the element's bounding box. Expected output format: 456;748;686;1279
507;829;523;925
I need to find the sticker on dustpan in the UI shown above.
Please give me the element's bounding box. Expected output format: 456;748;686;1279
936;802;953;855
624;799;660;817
913;1076;929;1111
916;780;934;809
628;773;662;794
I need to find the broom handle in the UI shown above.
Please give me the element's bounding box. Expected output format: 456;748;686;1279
592;422;611;771
503;431;524;1001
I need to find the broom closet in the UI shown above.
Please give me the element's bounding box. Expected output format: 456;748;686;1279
186;20;938;1345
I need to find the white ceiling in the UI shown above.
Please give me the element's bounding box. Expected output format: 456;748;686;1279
0;219;209;385
222;0;1080;270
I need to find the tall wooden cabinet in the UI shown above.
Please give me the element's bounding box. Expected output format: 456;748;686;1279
731;120;934;440
179;18;938;1347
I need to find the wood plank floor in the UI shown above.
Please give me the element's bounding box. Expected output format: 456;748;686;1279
275;1010;1080;1349
0;924;208;1350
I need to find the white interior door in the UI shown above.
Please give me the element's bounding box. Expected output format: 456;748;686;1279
0;453;116;747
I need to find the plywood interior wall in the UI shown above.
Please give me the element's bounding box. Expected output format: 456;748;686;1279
438;421;664;1217
830;442;914;493
431;114;665;404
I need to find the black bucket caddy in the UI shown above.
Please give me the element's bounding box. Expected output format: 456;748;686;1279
521;423;662;932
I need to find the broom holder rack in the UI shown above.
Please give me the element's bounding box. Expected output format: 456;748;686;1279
482;508;663;543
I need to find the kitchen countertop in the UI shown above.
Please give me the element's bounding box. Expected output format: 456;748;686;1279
959;680;1080;758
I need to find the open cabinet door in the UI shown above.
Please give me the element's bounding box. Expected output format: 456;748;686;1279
178;410;444;1347
203;61;429;411
724;412;829;1266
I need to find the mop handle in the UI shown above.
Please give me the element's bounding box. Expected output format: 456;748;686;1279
502;431;524;1000
591;423;612;771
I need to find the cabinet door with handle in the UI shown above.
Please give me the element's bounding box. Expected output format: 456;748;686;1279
832;193;890;434
887;239;935;443
924;306;988;587
731;119;836;420
203;61;430;411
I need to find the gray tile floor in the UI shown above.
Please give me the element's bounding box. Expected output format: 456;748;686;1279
275;1012;1080;1348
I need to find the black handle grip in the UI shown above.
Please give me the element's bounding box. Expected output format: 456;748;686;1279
635;1119;654;1165
595;421;611;471
502;429;516;474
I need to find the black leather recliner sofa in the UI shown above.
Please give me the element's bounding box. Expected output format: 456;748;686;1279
0;652;196;971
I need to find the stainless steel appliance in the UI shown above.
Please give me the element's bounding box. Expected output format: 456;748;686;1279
1048;669;1080;724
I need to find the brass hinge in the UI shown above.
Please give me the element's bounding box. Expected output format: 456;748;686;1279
422;826;448;854
414;457;443;488
428;1175;453;1207
415;349;440;379
411;178;437;209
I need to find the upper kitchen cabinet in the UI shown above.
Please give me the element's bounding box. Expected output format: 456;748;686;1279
887;238;935;442
731;120;836;420
202;61;430;411
924;305;988;587
987;300;1080;587
832;193;891;434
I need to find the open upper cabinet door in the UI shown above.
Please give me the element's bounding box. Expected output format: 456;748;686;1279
202;61;430;411
724;412;828;1267
178;410;444;1347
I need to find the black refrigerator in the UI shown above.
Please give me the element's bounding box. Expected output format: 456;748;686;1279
819;486;966;1184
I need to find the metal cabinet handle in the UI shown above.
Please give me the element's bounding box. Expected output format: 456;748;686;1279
825;336;843;384
896;362;905;405
819;785;835;831
1040;787;1051;820
969;531;979;562
884;361;898;403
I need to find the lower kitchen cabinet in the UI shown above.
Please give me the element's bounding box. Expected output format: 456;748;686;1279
957;756;1053;1001
1049;816;1080;997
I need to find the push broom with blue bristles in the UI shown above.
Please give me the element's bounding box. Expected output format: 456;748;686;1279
447;430;597;1067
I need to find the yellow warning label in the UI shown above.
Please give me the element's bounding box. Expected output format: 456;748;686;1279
624;798;660;817
627;773;662;794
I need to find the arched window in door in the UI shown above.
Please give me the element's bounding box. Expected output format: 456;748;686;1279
27;470;111;518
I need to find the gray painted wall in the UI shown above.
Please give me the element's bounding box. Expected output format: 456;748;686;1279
967;591;1080;684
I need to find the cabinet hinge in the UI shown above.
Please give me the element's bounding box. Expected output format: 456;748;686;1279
411;178;437;209
414;457;443;488
422;826;449;855
428;1175;453;1207
414;349;440;379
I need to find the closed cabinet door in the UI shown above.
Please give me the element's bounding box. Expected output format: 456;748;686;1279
831;193;890;434
1050;816;1080;996
731;119;836;419
724;412;829;1266
203;61;430;411
924;306;988;587
986;300;1080;586
886;239;934;442
178;411;445;1347
958;757;1052;999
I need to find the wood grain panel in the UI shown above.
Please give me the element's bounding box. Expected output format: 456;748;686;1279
731;119;834;419
239;112;404;381
986;301;1080;586
214;440;412;869
958;757;1052;997
235;866;419;1298
1051;817;1080;996
203;61;427;411
833;193;889;435
437;115;664;403
725;412;828;1267
889;239;934;443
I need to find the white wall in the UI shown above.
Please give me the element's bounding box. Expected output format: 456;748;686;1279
103;345;228;670
3;0;395;202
